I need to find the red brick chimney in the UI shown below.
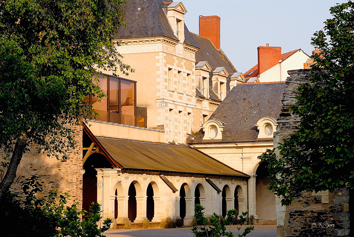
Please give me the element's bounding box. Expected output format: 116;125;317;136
258;44;281;74
199;15;220;49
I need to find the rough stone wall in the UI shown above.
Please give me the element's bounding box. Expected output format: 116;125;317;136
274;69;351;237
0;125;83;207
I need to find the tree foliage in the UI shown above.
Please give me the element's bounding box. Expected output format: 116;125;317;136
0;0;131;201
261;1;354;205
0;175;111;237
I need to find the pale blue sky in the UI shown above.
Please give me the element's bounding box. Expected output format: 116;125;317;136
182;0;347;73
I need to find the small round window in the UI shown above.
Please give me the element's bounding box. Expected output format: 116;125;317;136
264;124;273;136
209;125;218;139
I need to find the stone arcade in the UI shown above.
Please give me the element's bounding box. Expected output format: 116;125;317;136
82;123;249;226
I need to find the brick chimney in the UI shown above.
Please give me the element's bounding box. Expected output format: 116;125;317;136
199;15;220;49
258;44;281;74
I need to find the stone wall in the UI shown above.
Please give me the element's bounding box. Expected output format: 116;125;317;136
274;69;351;236
0;125;83;206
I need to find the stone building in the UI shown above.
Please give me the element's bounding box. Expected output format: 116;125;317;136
274;69;351;236
99;0;244;144
190;82;287;224
83;122;249;226
1;0;252;228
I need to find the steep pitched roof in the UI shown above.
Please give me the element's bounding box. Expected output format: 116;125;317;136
281;49;300;61
244;65;258;78
115;0;198;48
244;49;307;79
190;82;287;144
190;33;237;74
116;0;177;40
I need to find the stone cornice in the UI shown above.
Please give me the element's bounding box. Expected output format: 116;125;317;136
116;36;179;47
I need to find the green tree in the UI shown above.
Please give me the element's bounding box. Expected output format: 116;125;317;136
0;0;131;202
261;1;354;205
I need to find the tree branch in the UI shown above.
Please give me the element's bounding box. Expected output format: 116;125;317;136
0;134;27;203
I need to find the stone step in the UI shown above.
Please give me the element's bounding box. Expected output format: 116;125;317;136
116;222;161;229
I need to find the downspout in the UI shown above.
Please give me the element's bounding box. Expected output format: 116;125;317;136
101;169;104;214
279;60;282;81
247;177;250;224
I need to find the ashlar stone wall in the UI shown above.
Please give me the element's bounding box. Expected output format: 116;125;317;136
274;69;351;237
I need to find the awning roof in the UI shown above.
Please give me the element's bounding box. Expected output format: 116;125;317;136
96;137;249;178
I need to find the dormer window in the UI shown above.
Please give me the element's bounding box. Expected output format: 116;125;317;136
166;2;187;42
255;117;277;139
209;125;218;139
202;119;225;140
212;67;228;100
176;19;182;40
264;124;273;136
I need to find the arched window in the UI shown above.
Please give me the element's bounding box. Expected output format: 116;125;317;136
255;117;277;139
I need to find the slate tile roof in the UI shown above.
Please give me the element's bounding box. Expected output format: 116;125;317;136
191;33;237;74
115;0;198;48
190;82;287;144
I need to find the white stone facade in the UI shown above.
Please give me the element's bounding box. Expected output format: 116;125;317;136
96;169;248;226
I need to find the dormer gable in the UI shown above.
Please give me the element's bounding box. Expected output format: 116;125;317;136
230;72;246;89
202;118;225;140
196;61;212;72
213;67;228;77
255;117;278;139
166;2;187;42
167;2;187;14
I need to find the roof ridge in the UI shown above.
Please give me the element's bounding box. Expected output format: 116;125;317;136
237;81;286;85
96;136;186;146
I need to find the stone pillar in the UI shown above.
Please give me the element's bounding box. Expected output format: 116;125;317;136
200;197;206;209
175;196;181;220
152;196;162;222
238;196;246;214
218;189;223;216
109;195;115;219
184;197;194;226
96;169;104;210
249;175;258;219
96;169;120;220
226;197;233;212
116;196;128;224
135;196;146;223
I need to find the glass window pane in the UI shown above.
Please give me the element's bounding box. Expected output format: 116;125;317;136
121;80;135;126
109;76;120;123
91;75;108;122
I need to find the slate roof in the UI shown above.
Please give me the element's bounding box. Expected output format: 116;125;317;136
191;33;237;74
96;137;249;177
190;82;287;144
115;0;198;48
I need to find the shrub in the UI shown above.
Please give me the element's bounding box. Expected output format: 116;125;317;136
191;204;254;237
0;175;112;237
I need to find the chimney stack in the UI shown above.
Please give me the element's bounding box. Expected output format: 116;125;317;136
257;44;281;74
199;15;221;49
312;47;321;55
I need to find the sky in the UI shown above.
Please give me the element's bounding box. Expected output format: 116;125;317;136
182;0;347;73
